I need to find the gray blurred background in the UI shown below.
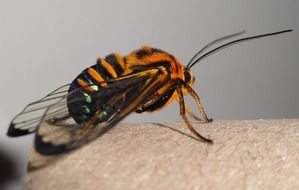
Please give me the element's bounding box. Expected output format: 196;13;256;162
0;0;298;189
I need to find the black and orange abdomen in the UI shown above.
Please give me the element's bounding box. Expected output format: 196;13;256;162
67;53;126;124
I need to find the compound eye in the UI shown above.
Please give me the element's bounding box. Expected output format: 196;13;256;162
184;70;191;83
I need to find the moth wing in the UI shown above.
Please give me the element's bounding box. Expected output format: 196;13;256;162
7;84;70;137
35;68;170;155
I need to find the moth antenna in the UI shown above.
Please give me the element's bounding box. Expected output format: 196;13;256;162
187;30;246;69
187;29;293;70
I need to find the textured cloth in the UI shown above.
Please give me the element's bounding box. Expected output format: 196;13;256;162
25;119;299;190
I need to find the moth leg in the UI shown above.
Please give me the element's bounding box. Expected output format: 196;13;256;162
184;84;213;123
175;94;204;122
176;86;213;144
184;102;203;121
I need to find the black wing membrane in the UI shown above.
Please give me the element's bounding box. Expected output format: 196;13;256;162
7;84;71;137
35;68;171;155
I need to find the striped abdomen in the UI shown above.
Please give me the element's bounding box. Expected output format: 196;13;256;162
67;53;126;124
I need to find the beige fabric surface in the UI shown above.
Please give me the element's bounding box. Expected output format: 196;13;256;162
25;119;299;190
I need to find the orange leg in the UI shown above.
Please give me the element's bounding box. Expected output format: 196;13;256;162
176;86;213;144
184;84;213;123
185;103;203;121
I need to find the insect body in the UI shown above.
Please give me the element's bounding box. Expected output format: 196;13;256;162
67;48;185;125
7;29;292;155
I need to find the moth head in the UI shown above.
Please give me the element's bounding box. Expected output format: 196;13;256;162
183;69;195;86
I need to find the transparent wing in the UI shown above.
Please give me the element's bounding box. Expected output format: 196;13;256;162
7;84;70;137
34;68;171;155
